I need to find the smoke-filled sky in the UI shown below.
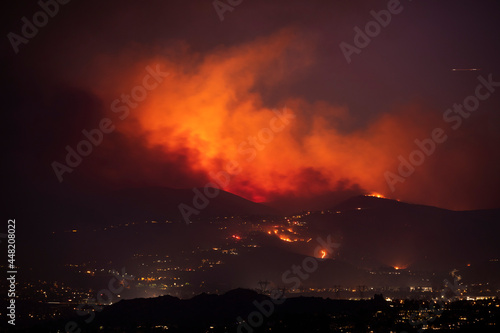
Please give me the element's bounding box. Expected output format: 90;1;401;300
3;0;500;211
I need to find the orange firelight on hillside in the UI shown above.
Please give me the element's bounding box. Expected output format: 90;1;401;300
366;192;386;199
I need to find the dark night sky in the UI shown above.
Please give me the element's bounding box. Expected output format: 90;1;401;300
3;0;500;213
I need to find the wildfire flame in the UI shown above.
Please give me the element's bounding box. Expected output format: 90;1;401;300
320;250;327;259
366;192;386;199
393;265;408;270
267;227;300;243
279;235;293;242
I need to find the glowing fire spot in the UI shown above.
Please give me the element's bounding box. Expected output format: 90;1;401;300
267;228;299;243
393;265;408;270
232;235;241;240
366;192;386;199
320;250;327;259
279;235;293;242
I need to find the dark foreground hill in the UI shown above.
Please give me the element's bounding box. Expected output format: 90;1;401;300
12;289;500;333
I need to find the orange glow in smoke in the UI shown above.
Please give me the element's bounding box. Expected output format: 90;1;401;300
89;29;449;206
320;250;327;259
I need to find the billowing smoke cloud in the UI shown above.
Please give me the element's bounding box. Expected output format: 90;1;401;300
9;15;498;211
72;29;458;206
